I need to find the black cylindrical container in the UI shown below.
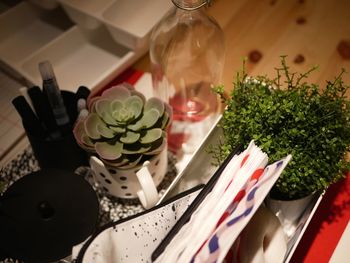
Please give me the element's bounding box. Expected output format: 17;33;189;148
24;91;88;171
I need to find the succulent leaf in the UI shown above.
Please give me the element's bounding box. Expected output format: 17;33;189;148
81;134;94;149
164;103;173;122
95;99;119;125
95;141;123;160
100;112;118;126
161;111;170;129
97;124;115;139
127;109;160;131
144;138;167;155
144;97;164;116
102;84;131;100
85;113;103;139
122;144;152;154
111;100;123;113
109;126;126;133
102;156;130;167
140;128;163;144
73;120;94;150
120;131;140;144
87;96;101;111
125;95;143;120
117;155;143;169
130;89;146;104
112;107;133;123
95;99;111;116
73;120;85;144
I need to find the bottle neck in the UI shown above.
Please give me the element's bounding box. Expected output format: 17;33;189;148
171;0;210;10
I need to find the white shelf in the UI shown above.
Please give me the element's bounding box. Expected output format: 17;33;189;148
102;0;173;50
58;0;113;30
58;0;173;50
21;26;138;92
0;2;69;66
0;1;172;92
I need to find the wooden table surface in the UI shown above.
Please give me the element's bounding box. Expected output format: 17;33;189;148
134;0;350;95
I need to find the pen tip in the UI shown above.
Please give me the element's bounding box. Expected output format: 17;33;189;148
39;60;55;80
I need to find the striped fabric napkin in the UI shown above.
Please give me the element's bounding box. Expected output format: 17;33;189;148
155;141;291;263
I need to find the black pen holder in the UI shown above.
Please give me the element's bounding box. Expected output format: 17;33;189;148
24;91;88;171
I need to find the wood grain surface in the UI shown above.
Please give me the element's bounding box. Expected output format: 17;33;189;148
134;0;350;95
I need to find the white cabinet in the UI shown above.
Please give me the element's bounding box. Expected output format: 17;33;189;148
0;1;172;92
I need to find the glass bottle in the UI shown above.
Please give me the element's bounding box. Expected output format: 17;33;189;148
150;0;225;156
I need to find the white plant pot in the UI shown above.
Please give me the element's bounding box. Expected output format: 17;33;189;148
89;147;167;209
265;193;315;238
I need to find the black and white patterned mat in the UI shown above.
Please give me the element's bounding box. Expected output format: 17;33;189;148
0;147;178;262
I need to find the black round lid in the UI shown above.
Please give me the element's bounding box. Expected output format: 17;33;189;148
0;169;99;262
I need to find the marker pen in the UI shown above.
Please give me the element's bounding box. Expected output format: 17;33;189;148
19;87;35;114
12;96;46;138
28;86;60;139
39;61;70;129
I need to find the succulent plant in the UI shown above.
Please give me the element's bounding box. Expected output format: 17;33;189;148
73;83;172;169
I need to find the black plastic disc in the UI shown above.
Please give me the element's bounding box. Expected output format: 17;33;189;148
0;169;99;262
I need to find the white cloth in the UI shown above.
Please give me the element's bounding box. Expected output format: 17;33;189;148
74;188;201;263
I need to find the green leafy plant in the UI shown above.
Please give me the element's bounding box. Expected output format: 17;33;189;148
211;56;350;200
74;83;172;169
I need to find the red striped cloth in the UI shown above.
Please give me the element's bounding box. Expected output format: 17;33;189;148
291;172;350;262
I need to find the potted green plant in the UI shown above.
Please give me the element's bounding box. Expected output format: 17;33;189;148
210;57;350;233
73;83;172;208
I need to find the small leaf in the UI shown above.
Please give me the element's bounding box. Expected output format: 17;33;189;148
95;99;121;125
145;97;164;116
97;124;115;138
73;120;86;144
109;126;126;133
161;111;170;129
140;128;162;144
111;99;123;112
95;141;123;160
87;96;101;111
95;99;111;116
101;85;131;100
102;156;129;167
125;95;143;120
112;108;133;123
127;109;160;131
164;102;173;123
118;155;143;169
130;89;146;104
120;131;140;144
144;137;166;155
122;143;151;154
84;113;103;139
81;134;94;149
73;121;95;151
99;111;118;125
